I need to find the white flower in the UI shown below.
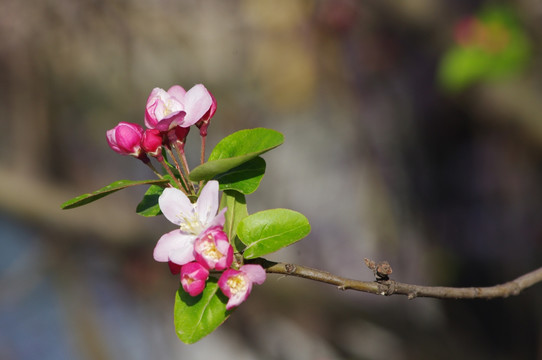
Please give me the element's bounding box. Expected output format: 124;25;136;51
153;180;226;266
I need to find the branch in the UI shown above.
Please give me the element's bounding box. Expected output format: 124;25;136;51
254;259;542;300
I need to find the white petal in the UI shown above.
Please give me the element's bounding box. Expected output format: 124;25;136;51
196;181;219;226
159;187;194;225
153;230;192;262
168;237;196;265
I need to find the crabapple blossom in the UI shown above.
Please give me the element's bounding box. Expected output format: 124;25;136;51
194;226;233;270
153;180;226;266
180;262;209;296
106;122;144;157
145;84;214;132
218;264;266;310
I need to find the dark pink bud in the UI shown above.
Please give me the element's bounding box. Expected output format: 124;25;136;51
180;262;209;296
141;129;163;156
106;122;144;157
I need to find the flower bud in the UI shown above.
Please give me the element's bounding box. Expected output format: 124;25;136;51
196;90;217;137
180;262;209;296
141;129;163;157
106;122;144;157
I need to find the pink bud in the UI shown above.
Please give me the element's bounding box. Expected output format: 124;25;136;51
180;262;209;296
194;226;233;270
218;264;266;310
141;129;163;157
106;122;144;157
196;90;217;137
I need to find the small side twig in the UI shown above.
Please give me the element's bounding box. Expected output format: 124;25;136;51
252;258;542;300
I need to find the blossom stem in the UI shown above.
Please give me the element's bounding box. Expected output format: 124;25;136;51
165;147;191;194
174;145;195;194
157;156;188;194
144;161;164;179
199;135;207;189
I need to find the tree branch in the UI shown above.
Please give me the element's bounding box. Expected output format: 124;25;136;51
254;259;542;300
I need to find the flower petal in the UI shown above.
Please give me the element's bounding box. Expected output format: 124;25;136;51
153;229;194;262
241;264;266;285
159;187;194;226
182;84;213;126
167;85;187;102
195;180;219;226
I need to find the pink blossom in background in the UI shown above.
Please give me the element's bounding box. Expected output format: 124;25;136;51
145;84;214;132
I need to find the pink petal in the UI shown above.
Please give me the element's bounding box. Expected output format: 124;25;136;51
167;85;187;102
159;187;194;226
241;264;266;285
181;84;213;126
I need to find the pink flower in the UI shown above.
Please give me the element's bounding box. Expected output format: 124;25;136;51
194;226;233;270
180;262;209;296
141;129;163;157
106;122;144;157
153;180;226;266
218;264;266;310
145;84;214;132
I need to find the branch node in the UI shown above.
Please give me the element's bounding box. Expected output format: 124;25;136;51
284;263;296;274
364;258;393;281
407;291;418;300
338;285;347;291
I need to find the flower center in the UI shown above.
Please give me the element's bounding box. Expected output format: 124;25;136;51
178;212;204;235
200;236;224;260
226;275;247;295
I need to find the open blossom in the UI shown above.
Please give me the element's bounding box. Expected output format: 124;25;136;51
145;84;214;132
180;262;209;296
194;226;233;270
106;122;144;157
153;180;226;266
218;265;266;310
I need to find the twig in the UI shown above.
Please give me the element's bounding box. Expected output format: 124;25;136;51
253;259;542;300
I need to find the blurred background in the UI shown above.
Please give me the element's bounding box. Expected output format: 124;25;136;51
1;0;542;359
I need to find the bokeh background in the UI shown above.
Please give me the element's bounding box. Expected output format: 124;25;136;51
1;0;542;359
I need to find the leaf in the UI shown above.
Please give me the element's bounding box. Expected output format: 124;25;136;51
136;184;165;216
237;209;311;259
189;128;283;182
215;157;266;195
220;190;248;252
61;179;170;210
174;278;232;344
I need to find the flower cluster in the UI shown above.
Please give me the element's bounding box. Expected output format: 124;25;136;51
106;84;265;309
155;180;265;309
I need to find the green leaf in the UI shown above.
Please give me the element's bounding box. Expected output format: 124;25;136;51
189;128;283;182
216;157;266;194
61;179;170;210
174;278;232;344
220;190;248;252
136;184;165;216
238;209;311;259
